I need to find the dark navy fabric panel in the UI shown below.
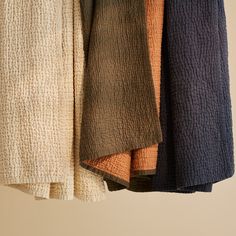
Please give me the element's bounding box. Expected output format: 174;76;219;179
151;0;234;191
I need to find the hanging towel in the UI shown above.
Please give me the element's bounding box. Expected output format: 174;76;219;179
79;0;163;187
108;0;234;193
131;0;164;177
0;0;105;201
105;0;165;191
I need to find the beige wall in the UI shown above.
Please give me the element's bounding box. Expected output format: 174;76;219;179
0;2;236;236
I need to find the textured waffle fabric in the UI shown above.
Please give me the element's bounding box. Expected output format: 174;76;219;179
0;0;105;201
108;0;235;193
79;0;163;187
131;0;164;177
0;0;234;200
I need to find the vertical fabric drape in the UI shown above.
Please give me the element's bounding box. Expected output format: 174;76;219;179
79;0;163;188
108;0;234;193
0;0;105;201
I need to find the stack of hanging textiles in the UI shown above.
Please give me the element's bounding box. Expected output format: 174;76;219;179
0;0;234;201
107;0;235;193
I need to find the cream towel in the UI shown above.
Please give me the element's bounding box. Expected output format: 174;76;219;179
0;0;105;201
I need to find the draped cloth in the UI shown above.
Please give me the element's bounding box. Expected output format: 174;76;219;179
79;0;163;187
0;0;105;201
0;0;233;199
108;0;234;192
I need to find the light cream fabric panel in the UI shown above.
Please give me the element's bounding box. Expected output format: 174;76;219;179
0;0;105;201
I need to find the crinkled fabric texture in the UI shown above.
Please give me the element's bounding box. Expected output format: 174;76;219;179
79;0;163;187
130;0;164;179
105;0;164;191
108;0;234;193
0;0;105;201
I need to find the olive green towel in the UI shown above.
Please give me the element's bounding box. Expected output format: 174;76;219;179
79;0;162;163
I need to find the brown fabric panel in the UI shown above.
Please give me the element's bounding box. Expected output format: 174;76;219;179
80;0;164;187
79;0;133;186
131;0;165;174
79;0;162;162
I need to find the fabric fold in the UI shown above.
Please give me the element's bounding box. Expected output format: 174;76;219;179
79;0;163;188
131;0;164;177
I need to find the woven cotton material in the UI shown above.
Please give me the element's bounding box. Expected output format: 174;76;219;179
104;0;165;190
79;0;162;162
150;0;234;193
80;0;163;187
0;0;66;185
0;0;105;201
131;0;164;176
108;0;234;193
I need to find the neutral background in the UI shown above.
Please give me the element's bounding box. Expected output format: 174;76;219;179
0;2;235;236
